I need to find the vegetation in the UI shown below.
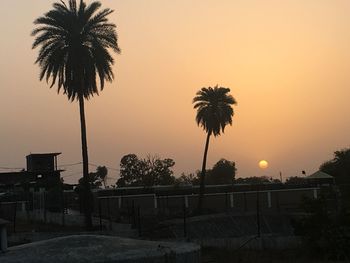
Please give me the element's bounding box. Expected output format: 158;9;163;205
235;176;277;185
175;172;199;185
193;86;237;212
291;148;350;260
174;159;236;186
77;166;108;189
292;192;350;260
206;159;236;185
320;148;350;211
95;166;108;188
116;154;176;187
32;0;120;228
285;176;306;185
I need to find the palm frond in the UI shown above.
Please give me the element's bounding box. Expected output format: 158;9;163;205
32;0;120;101
193;85;237;137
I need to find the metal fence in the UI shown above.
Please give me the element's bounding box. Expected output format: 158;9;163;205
94;187;323;238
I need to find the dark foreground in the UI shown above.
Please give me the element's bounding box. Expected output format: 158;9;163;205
201;247;348;263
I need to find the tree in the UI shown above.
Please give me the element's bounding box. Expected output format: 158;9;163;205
96;166;108;188
320;148;350;185
285;176;306;185
193;86;237;212
78;166;108;189
175;172;200;185
116;154;146;187
32;0;120;228
235;176;271;185
206;159;236;185
116;154;176;187
144;155;176;186
79;174;100;188
320;148;350;211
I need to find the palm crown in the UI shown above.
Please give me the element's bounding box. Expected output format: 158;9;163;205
193;86;237;136
32;0;120;101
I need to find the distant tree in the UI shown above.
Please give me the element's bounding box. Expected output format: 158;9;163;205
320;148;350;185
271;178;282;184
32;0;120;229
144;155;176;186
320;148;350;210
96;166;108;188
116;154;176;187
285;176;307;185
77;166;108;189
175;172;200;185
235;176;271;185
193;86;237;212
79;174;101;189
116;154;146;187
206;159;236;185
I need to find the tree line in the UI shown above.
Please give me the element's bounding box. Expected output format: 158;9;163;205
84;147;350;191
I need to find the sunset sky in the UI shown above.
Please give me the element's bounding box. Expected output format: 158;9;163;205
0;0;350;184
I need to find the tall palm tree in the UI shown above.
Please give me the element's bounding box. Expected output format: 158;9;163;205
193;85;237;212
32;0;120;228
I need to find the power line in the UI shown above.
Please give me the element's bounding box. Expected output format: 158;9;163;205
88;162;120;171
58;162;82;167
58;161;119;171
0;162;119;174
0;166;24;170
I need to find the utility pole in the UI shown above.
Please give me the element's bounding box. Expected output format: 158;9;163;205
256;185;260;238
279;172;283;183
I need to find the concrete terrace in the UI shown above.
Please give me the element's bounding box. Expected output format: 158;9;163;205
1;235;200;263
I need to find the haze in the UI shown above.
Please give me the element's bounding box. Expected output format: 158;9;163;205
1;0;349;184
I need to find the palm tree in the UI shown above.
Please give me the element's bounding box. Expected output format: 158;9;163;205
32;0;120;228
193;85;237;212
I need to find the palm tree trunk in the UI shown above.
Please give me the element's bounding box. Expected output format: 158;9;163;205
198;132;211;213
78;94;93;229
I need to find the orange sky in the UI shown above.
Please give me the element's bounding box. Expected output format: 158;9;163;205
0;0;350;184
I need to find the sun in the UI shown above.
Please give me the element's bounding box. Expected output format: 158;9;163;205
259;160;269;169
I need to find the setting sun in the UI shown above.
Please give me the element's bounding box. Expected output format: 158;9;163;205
259;160;269;169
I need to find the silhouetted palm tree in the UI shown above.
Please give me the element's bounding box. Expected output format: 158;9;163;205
193;86;237;212
32;0;120;228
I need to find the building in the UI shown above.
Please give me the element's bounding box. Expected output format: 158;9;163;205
0;153;63;191
306;171;335;186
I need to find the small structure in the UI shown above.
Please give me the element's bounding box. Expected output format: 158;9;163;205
0;218;9;252
306;171;335;186
26;153;63;190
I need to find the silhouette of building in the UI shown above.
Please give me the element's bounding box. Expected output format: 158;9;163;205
0;153;63;191
306;170;335;186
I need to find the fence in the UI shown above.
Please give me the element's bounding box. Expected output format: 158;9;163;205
0;186;336;236
94;187;323;238
0;201;29;233
97;187;320;216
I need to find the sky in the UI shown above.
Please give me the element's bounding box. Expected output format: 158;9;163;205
0;0;350;185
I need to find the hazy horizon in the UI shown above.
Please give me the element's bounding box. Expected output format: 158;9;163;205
1;0;349;184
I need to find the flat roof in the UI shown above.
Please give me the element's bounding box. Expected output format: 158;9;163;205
26;153;61;158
